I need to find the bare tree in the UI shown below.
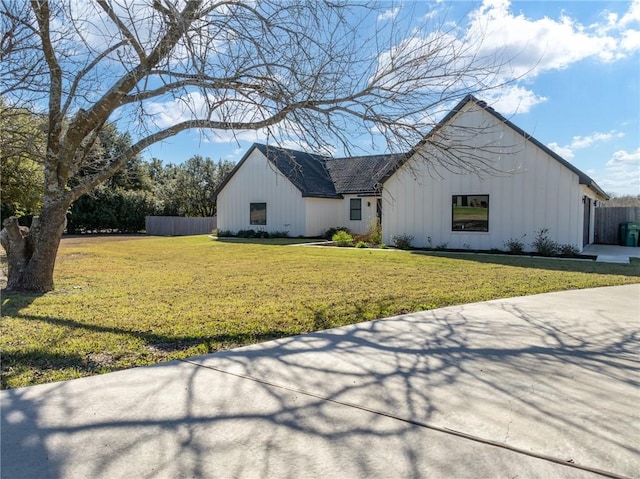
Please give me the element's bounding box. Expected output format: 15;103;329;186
0;0;513;292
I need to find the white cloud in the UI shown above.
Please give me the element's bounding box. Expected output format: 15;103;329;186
548;142;575;161
621;29;640;51
464;0;640;81
372;0;640;122
547;130;623;161
146;93;207;129
607;147;640;165
378;7;400;22
481;85;547;115
620;0;640;26
571;132;617;149
598;147;640;194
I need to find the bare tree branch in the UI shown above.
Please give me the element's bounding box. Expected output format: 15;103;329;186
0;0;530;291
96;0;146;62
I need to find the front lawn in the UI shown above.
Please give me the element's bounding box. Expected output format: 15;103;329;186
2;235;638;388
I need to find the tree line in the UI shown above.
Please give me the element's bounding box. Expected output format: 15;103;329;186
603;195;640;207
1;102;234;233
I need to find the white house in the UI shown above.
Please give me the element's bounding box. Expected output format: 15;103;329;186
214;95;608;251
215;144;403;237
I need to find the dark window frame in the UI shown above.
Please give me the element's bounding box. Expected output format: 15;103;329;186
452;195;489;232
350;198;362;221
250;202;267;225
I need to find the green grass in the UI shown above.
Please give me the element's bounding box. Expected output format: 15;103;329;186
453;206;488;221
2;235;638;389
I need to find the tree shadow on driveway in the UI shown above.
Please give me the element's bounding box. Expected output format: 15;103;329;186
2;286;638;478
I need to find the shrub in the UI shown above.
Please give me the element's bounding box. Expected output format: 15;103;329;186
355;241;368;248
352;233;368;243
332;230;354;247
212;229;234;237
531;228;559;256
229;229;290;239
367;218;382;245
237;229;257;238
559;243;580;257
391;234;413;250
504;235;526;254
425;236;436;249
324;226;350;240
434;243;448;251
379;243;388;249
67;186;157;233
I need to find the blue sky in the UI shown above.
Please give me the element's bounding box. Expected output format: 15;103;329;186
143;1;640;196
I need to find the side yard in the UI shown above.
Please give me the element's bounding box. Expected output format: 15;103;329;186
1;235;638;389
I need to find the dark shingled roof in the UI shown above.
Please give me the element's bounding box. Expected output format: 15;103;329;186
326;154;406;195
253;144;340;198
242;144;402;198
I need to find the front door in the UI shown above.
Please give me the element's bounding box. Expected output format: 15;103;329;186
583;197;591;247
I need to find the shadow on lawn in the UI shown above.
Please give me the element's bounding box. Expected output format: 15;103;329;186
0;308;295;389
2;291;638;478
411;250;640;277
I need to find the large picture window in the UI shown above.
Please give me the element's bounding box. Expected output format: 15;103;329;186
350;198;362;221
250;202;267;225
452;195;489;232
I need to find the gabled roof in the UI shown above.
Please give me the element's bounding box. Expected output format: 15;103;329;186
213;143;338;200
215;95;608;201
253;144;339;198
378;94;609;199
214;143;401;200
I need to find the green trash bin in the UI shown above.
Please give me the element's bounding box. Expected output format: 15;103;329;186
620;222;640;247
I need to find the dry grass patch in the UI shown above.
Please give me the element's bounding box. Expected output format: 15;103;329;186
2;235;638;388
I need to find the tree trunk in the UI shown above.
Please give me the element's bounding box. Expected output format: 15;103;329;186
1;202;68;293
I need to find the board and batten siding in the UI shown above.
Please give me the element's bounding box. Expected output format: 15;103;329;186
304;198;343;237
217;149;306;236
339;194;379;234
382;103;591;251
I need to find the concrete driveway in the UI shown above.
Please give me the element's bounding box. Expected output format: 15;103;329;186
2;284;639;478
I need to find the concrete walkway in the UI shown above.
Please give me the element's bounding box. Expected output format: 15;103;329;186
2;285;639;479
583;244;640;264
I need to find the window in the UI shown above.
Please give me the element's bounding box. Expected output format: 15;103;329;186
250;203;267;225
350;198;362;221
452;195;489;232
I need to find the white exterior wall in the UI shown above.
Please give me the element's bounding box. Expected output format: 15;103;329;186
304;198;343;237
217;149;307;236
341;195;379;234
382;104;587;251
581;185;599;246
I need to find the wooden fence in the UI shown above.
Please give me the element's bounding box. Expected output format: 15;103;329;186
145;216;217;236
594;207;640;244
